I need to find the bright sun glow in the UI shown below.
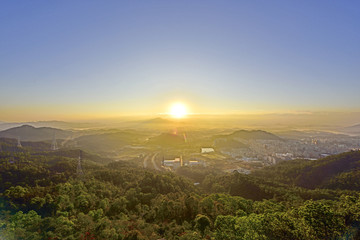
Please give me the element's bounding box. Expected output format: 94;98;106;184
169;103;188;118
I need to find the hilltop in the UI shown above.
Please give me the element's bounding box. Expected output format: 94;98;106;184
0;125;73;141
147;132;186;147
229;130;282;140
74;130;149;154
215;129;282;141
213;129;281;150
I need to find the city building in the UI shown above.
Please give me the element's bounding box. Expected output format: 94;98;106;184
201;147;214;153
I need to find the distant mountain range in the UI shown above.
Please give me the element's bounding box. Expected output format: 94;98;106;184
343;123;360;134
142;117;172;124
0;125;73;141
0;120;99;131
216;129;282;141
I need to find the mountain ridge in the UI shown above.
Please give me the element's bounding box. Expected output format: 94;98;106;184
0;125;73;141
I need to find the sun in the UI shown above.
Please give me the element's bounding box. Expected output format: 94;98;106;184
169;102;188;118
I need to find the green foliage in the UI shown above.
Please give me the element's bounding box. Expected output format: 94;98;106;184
254;151;360;190
295;200;346;239
194;214;211;236
1;150;360;239
0;210;42;240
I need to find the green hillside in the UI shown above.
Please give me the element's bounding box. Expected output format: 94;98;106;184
253;151;360;190
1;150;360;239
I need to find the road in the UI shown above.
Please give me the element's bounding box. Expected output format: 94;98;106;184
143;154;150;168
143;152;161;171
151;152;161;170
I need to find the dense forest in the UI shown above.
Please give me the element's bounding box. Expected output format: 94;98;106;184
1;141;360;239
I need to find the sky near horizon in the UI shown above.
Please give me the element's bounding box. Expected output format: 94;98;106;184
1;1;360;121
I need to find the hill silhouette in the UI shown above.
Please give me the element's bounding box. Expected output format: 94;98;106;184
0;125;72;141
142;117;172;124
214;129;281;141
229;130;282;140
74;130;147;153
343;123;360;134
148;132;186;146
213;129;281;149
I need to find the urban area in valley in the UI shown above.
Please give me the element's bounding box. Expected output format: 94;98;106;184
1;115;360;176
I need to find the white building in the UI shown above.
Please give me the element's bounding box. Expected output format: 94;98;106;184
201;147;214;154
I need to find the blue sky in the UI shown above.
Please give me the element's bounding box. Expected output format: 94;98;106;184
1;1;360;120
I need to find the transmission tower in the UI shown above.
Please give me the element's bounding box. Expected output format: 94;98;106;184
77;150;84;177
51;132;58;151
17;137;22;148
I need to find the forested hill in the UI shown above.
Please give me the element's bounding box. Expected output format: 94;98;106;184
1;150;360;239
229;130;282;140
213;129;282;143
0;125;72;141
253;150;360;190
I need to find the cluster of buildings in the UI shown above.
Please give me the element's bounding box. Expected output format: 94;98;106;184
162;157;206;170
216;136;360;165
159;134;360;172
